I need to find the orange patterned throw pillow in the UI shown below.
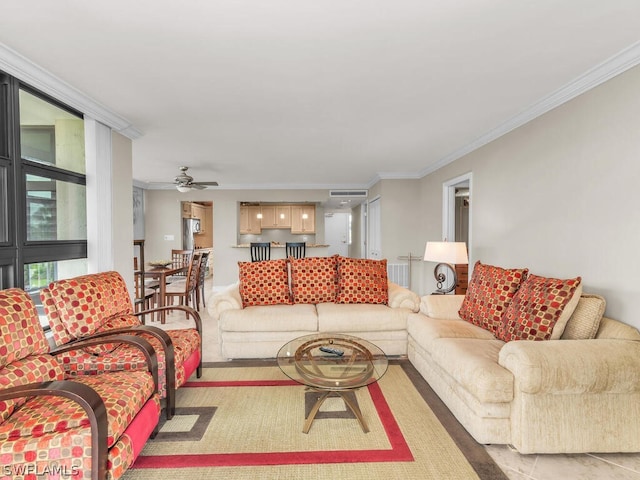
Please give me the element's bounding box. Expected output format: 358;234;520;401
290;256;338;304
335;257;388;304
496;274;582;342
458;261;529;334
238;259;292;307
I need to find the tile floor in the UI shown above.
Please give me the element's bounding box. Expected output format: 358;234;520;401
152;278;640;479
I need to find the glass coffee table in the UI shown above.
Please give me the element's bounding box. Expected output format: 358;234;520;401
277;333;388;433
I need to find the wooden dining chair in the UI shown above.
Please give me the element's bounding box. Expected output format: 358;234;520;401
165;252;203;313
134;257;157;322
285;242;306;259
250;242;271;262
167;249;193;282
195;251;210;311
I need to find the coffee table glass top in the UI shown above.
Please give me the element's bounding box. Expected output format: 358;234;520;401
277;333;389;390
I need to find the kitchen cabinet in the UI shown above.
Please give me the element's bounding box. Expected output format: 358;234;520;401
259;206;277;228
181;202;193;218
191;203;205;221
198;205;208;234
275;206;291;228
182;201;206;220
261;205;292;228
240;205;262;234
196;205;213;248
291;205;315;234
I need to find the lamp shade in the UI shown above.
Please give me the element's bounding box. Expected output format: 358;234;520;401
176;185;191;193
424;241;468;264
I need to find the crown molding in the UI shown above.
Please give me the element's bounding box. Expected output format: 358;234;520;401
418;40;640;178
0;43;142;139
142;181;373;191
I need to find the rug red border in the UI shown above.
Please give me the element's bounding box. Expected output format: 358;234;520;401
133;378;414;468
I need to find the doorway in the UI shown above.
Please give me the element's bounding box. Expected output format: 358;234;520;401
324;212;350;257
442;173;472;259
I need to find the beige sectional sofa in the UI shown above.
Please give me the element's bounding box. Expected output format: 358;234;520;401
408;289;640;454
210;257;640;454
209;280;420;358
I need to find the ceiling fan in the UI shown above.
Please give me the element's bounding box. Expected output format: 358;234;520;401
173;166;219;192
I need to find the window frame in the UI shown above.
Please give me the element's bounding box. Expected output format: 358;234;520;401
0;71;87;296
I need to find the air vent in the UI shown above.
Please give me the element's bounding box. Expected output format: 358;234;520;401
329;190;368;198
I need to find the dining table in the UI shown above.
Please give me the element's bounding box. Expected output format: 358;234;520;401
144;263;188;323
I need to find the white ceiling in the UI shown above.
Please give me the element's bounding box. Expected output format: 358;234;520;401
1;1;640;190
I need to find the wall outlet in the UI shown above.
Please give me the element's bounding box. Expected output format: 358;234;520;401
164;234;174;241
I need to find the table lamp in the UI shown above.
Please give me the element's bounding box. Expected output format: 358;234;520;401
424;241;468;294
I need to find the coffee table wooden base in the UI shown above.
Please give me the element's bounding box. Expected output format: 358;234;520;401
303;389;369;434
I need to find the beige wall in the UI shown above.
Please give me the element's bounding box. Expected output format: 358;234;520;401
368;179;426;290
413;64;640;327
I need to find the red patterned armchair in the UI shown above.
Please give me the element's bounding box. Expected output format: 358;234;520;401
41;271;202;420
0;288;161;480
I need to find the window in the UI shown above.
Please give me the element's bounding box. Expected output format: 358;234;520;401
0;72;88;327
26;174;86;241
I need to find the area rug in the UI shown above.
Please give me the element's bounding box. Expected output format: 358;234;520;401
123;361;507;480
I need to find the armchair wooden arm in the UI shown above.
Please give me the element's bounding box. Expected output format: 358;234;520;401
134;304;203;378
0;380;108;480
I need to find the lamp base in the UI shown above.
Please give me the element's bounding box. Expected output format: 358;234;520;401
432;263;458;295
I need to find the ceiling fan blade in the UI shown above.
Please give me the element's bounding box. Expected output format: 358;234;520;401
196;181;219;186
190;183;207;190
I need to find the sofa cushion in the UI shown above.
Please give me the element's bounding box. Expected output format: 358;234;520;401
458;261;529;334
0;288;51;369
316;302;408;332
335;257;388;304
420;294;465;319
219;304;317;332
497;274;582;342
562;294;606;340
0;354;65;423
290;256;338;304
238;259;292;307
428;338;513;404
1;369;155;449
42;271;132;339
407;313;495;352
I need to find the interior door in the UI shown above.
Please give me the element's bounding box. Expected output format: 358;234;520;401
367;197;381;259
324;212;350;257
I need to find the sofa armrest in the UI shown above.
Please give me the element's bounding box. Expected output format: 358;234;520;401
498;339;640;395
419;294;465;319
208;282;243;320
387;281;420;311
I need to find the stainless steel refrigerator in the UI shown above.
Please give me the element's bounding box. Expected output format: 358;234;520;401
182;218;201;250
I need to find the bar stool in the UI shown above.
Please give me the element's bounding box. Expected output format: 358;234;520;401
250;242;271;262
285;242;306;259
